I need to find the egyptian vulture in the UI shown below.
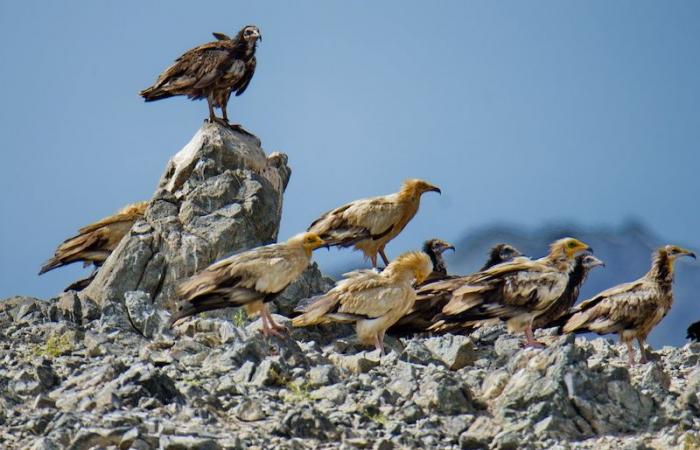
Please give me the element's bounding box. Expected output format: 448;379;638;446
307;179;441;268
39;201;147;282
563;245;695;365
140;25;261;124
421;238;455;284
390;243;524;335
532;253;604;330
292;251;433;353
171;232;326;337
430;238;591;346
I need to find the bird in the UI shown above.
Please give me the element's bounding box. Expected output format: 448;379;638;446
421;238;455;283
171;232;326;337
562;245;695;366
687;321;700;342
292;251;433;353
307;179;441;268
389;243;524;335
140;25;261;124
39;201;148;280
532;253;605;330
430;238;591;347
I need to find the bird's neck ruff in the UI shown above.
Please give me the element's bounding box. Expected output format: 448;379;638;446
648;249;674;289
397;184;423;204
547;245;576;272
384;252;432;284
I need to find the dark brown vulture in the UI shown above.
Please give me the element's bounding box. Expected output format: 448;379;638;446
140;25;261;124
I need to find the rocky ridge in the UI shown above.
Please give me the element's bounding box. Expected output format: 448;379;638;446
1;294;699;450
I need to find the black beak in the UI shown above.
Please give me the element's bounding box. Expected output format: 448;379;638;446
445;245;455;252
258;33;262;42
431;187;442;194
587;247;594;254
689;252;697;259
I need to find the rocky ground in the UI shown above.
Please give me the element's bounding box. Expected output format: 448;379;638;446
2;293;700;450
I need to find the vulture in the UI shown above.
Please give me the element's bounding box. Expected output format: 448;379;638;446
532;253;605;330
563;245;695;366
292;251;433;353
421;238;455;283
140;25;261;124
688;321;700;342
171;232;326;337
307;179;441;268
39;201;147;284
430;238;591;346
390;243;524;334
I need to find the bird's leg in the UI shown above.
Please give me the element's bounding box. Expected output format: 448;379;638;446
379;331;386;355
369;255;378;269
624;339;636;366
207;95;217;123
637;337;649;364
263;304;288;335
258;306;284;338
374;333;384;355
523;326;545;348
378;248;390;267
221;95;229;123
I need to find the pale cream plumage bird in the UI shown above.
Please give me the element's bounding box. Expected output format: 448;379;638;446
39;200;148;277
292;251;433;353
171;232;326;337
307;179;441;268
430;238;591;346
563;245;695;366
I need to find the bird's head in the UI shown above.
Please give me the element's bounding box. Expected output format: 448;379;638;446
289;232;326;254
550;237;592;259
664;245;696;261
387;251;433;284
239;25;262;43
579;254;605;269
400;179;441;199
423;238;455;256
492;243;522;263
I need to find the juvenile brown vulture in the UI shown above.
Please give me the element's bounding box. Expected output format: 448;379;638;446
533;253;605;330
563;245;695;365
389;243;524;334
140;25;261;124
307;179;441;268
39;201;147;280
293;251;433;353
421;238;455;283
429;238;591;346
171;232;326;337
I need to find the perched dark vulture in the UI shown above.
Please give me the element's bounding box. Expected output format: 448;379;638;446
140;25;261;123
429;238;591;346
563;245;695;365
422;238;455;283
292;251;433;353
389;243;524;334
307;179;441;268
533;253;605;330
39;201;148;282
171;232;326;337
687;321;700;342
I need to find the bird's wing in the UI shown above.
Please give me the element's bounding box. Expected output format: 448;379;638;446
337;283;411;319
152;41;235;91
234;56;256;96
77;201;146;234
308;195;403;246
212;32;232;41
563;279;655;334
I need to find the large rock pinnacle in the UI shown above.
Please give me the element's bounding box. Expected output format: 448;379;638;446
82;122;292;312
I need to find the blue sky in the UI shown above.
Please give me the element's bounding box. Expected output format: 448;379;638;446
1;1;699;299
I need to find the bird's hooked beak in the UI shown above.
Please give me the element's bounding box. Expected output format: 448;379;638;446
443;243;455;253
589;256;605;268
683;250;697;260
428;185;441;194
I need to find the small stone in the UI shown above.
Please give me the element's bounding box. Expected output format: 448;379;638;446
306;364;339;387
236;399;266;422
159;435;221;450
424;334;476;370
330;352;381;374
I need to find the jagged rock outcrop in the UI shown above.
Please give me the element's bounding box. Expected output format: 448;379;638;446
82;122;292;313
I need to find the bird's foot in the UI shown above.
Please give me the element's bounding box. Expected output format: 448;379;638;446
523;339;546;349
260;326;285;338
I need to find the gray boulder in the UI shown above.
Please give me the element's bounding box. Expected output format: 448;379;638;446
82;122;291;315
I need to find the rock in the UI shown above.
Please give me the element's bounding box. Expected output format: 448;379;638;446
235;399;266;422
124;291;170;338
423;334;476;370
159;435;221;450
55;292;82;325
330;352;381;374
306;364;340;388
415;372;473;415
82;122;291;319
459;416;501;449
276;406;339;440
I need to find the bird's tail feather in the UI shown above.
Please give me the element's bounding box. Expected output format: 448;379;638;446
38;258;62;275
140;86;172;102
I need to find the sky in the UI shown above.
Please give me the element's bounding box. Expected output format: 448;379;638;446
1;1;699;302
